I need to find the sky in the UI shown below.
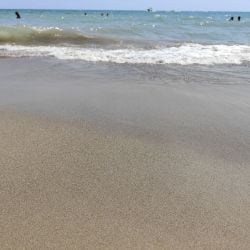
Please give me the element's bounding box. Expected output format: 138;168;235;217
0;0;250;11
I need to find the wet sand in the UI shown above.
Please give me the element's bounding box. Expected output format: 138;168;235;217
0;58;250;249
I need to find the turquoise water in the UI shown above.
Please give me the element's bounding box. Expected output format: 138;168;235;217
0;10;250;64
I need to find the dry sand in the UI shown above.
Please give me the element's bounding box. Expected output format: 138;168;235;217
0;58;250;249
0;111;250;249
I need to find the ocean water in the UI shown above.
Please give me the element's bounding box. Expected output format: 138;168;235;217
0;10;250;65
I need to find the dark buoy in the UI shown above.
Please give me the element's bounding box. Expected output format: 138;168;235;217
15;11;21;19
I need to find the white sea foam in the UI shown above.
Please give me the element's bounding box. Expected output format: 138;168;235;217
0;43;250;65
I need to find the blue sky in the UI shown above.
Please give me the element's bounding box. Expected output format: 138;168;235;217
0;0;250;11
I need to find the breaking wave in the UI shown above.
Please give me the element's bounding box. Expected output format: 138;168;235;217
0;26;250;65
0;25;114;46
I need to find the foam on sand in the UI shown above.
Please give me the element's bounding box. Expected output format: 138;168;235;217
1;43;250;65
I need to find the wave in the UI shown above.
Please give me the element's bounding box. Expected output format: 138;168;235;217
1;43;250;65
0;25;114;46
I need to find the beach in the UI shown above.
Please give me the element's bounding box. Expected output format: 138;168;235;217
0;57;250;249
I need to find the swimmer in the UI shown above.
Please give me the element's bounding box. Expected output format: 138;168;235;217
15;11;21;19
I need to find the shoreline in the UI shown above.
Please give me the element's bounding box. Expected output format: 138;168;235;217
0;58;250;249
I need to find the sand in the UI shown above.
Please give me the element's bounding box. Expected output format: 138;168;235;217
0;58;250;249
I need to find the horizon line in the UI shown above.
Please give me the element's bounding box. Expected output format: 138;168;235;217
0;8;249;12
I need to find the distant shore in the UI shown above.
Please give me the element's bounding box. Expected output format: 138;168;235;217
0;58;250;249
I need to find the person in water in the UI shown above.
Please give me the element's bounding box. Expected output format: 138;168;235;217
229;16;234;21
15;11;21;19
238;16;241;21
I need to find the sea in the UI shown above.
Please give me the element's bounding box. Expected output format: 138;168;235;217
0;9;250;65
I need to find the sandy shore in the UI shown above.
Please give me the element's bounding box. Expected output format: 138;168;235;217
0;58;250;249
